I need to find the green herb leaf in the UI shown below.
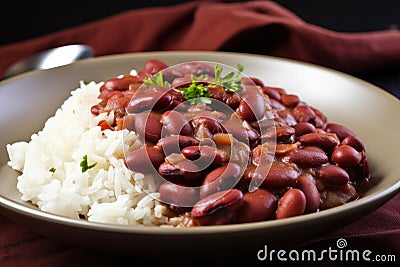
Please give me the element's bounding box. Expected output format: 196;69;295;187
80;155;97;173
49;167;56;173
143;72;169;87
180;81;212;105
211;64;244;93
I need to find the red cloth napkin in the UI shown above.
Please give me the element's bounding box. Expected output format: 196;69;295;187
0;0;400;77
1;0;399;265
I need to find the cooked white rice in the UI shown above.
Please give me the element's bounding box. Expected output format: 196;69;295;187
6;80;170;226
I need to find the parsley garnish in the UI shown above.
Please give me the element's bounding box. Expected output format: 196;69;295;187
180;80;212;105
212;64;244;93
142;64;244;106
143;72;169;87
80;155;97;173
49;167;56;173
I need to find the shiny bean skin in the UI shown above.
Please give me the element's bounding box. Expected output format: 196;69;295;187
200;163;241;198
158;161;203;184
297;173;320;212
341;135;365;152
223;121;259;144
276;188;306;219
191;189;243;226
138;59;168;78
181;145;229;167
156;135;200;155
262;162;299;188
291;105;316;123
125;146;164;173
238;86;267;121
280;94;300;108
317;164;350;185
325;123;355;141
190;116;225;135
101;75;142;91
277;109;297;126
125;113;162;143
126;91;172;113
286;146;329;168
237;189;277;223
261;126;295;142
293;122;316;136
249;162;299;189
158;181;199;207
262;86;282;101
331;145;362;168
161;110;193;136
299;132;339;151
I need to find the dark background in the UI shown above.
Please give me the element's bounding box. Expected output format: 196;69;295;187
1;0;399;46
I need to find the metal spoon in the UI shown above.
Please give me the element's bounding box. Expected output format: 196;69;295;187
3;44;94;79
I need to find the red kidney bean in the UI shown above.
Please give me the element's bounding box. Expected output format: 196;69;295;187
191;189;243;226
261;126;295;143
262;86;282;101
124;113;162;143
296;173;320;212
126;91;173;114
223;120;259;145
190;116;226;137
360;154;370;178
125;146;164;173
237;189;277;223
312;107;327;128
138;59;168;78
277;109;297;126
158;161;203;184
206;85;241;108
158;181;199;207
200;163;241;198
171;77;192;88
299;132;339;151
320;184;358;209
341;135;365;152
176;62;215;77
280;94;300;108
276;188;306;219
249;162;299;189
291;105;316;123
237;87;267;121
156;135;200;155
242;77;264;87
325;123;355;141
293;122;316;136
98;88;123;101
181;145;229;167
101;75;142;91
262;162;299;189
161;110;193;136
331;145;362;168
317;164;350;185
286;146;329;168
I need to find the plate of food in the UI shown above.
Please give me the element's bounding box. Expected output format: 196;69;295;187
0;51;399;256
